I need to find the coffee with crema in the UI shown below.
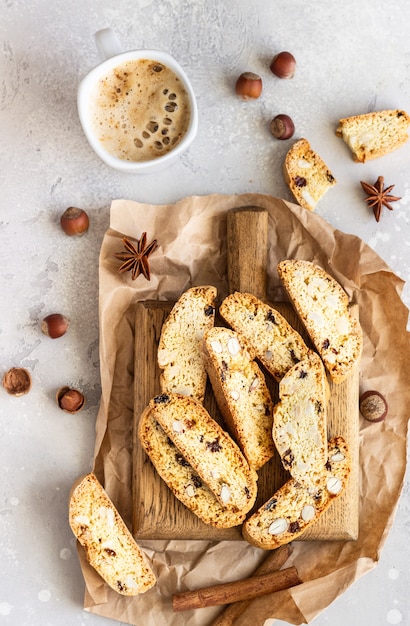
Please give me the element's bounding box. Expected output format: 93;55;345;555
89;59;191;162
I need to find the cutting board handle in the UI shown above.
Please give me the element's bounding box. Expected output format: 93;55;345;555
227;206;268;299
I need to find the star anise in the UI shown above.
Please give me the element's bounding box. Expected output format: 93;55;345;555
114;232;158;280
360;176;401;222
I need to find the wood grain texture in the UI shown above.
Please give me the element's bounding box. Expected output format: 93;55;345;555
132;300;359;541
132;301;242;540
226;206;268;299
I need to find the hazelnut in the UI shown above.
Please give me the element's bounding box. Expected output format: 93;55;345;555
3;367;32;396
227;336;240;356
268;518;288;535
220;484;232;505
270;114;295;140
270;51;296;79
235;72;263;100
172;420;184;433
41;313;70;339
326;476;342;495
60;207;89;236
210;340;223;353
301;504;316;522
56;386;86;413
359;390;388;423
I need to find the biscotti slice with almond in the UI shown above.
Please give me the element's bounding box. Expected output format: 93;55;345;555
336;109;410;162
272;352;330;490
277;259;362;383
242;436;351;550
157;285;217;403
138;406;246;528
69;473;156;595
283;138;336;211
219;291;310;381
202;326;275;470
149;393;258;515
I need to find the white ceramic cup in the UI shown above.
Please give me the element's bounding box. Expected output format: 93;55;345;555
77;29;198;173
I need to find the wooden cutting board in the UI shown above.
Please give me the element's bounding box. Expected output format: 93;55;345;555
132;207;360;542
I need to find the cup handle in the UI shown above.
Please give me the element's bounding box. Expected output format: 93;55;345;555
94;28;123;61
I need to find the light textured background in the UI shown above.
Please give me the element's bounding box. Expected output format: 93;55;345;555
0;1;409;625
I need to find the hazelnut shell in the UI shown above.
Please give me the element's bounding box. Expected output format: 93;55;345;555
270;51;296;79
3;367;32;396
41;313;70;339
56;386;86;414
359;390;388;423
235;72;263;100
270;114;295;140
60;207;89;236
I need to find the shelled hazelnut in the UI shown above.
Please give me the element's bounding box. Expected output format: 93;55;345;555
235;72;263;100
41;313;70;339
60;207;89;236
270;51;296;79
3;367;32;396
56;386;86;414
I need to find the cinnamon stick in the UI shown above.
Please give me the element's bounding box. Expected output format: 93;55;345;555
172;565;301;613
211;545;292;626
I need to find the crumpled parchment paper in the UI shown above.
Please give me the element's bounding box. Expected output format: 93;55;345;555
76;193;409;626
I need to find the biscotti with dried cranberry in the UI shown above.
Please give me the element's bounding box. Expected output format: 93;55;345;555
219;291;310;381
277;259;362;383
283;138;336;211
336;109;410;162
149;393;258;515
242;436;351;549
202;326;274;470
157;285;217;403
138;406;246;528
69;473;156;595
272;352;330;489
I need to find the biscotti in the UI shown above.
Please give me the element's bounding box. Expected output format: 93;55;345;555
277;259;362;383
272;352;329;489
138;406;246;528
202;326;275;470
242;436;351;549
336;109;410;162
283;138;336;211
219;291;310;381
149;393;258;515
69;473;156;595
157;285;217;403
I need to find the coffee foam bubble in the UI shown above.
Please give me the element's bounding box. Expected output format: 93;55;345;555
90;59;191;162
